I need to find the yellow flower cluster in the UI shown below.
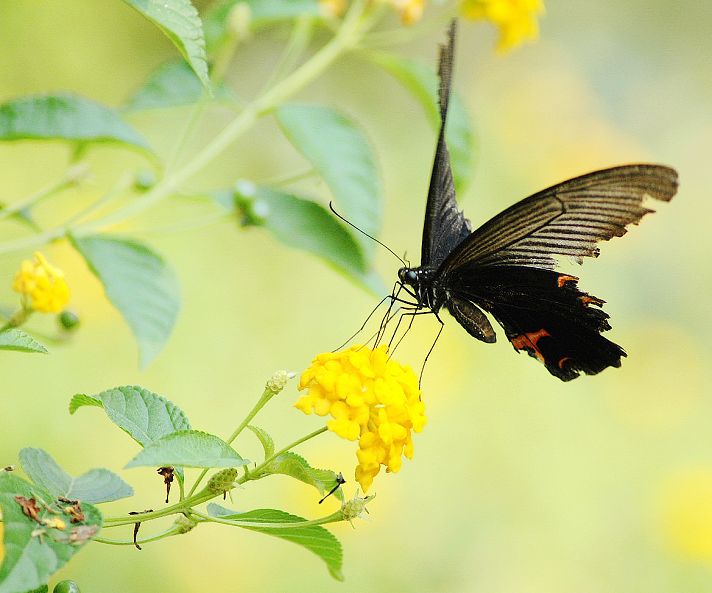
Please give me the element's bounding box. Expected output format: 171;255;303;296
296;345;426;492
461;0;544;52
12;252;70;313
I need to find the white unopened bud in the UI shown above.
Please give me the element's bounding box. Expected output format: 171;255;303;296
266;370;295;395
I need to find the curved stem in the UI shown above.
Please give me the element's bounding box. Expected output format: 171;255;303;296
94;526;181;546
103;490;213;527
0;162;89;223
74;0;369;237
240;426;328;484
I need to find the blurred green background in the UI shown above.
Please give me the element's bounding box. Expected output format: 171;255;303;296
1;0;711;591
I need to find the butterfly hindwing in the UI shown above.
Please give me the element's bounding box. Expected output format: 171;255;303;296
421;20;471;269
448;266;626;380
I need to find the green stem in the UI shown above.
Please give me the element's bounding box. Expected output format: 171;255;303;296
255;166;317;188
0;1;371;256
187;384;280;498
103;490;214;527
259;15;316;93
0;162;89;223
240;426;328;484
73;0;369;236
94;526;181;546
191;509;343;529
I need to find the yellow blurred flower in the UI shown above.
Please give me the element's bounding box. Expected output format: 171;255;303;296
12;252;70;313
394;0;426;24
461;0;544;52
296;345;426;492
658;468;712;561
320;0;347;18
0;522;4;565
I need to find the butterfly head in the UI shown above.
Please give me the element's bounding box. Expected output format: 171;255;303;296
398;267;419;287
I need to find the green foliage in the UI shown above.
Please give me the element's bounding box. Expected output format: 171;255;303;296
276;104;383;261
247;425;275;460
208;505;343;580
262;451;345;502
125;430;250;469
0;329;47;354
19;448;133;504
0;473;101;593
0;2;479;588
232;183;369;280
125;60;232;111
0;94;152;155
369;51;475;194
204;0;321;52
122;0;210;90
69;385;191;446
70;236;181;367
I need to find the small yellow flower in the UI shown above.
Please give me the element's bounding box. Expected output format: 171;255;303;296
297;345;426;492
461;0;544;52
0;522;4;565
658;468;712;561
12;252;70;313
395;0;426;25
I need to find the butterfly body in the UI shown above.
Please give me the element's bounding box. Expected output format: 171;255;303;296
396;21;678;381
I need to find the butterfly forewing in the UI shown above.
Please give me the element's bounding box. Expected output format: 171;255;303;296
420;20;472;269
437;164;678;274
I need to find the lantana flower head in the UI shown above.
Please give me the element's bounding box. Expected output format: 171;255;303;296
461;0;544;52
12;252;70;313
296;345;426;492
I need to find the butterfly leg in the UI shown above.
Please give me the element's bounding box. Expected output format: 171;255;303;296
386;307;418;353
374;282;418;348
419;312;445;388
333;283;400;351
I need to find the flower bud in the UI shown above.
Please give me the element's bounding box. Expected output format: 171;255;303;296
207;467;239;495
341;492;376;527
265;370;295;396
58;309;81;331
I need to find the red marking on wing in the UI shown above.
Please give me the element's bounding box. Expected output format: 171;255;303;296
558;356;572;369
511;329;551;363
579;295;605;307
557;275;579;288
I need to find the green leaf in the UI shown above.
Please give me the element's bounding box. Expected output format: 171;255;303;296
207;505;343;580
67;394;102;415
369;52;475;194
204;0;320;53
126;430;250;469
125;60;233;111
0;329;47;354
276;104;383;262
233;182;366;275
122;0;210;90
0;93;152;155
262;451;344;502
0;473;101;593
68;386;190;447
70;235;181;367
246;425;274;460
19;448;133;504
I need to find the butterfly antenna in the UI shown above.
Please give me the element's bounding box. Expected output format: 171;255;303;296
329;202;407;267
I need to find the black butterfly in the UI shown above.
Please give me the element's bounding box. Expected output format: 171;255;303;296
394;21;679;381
